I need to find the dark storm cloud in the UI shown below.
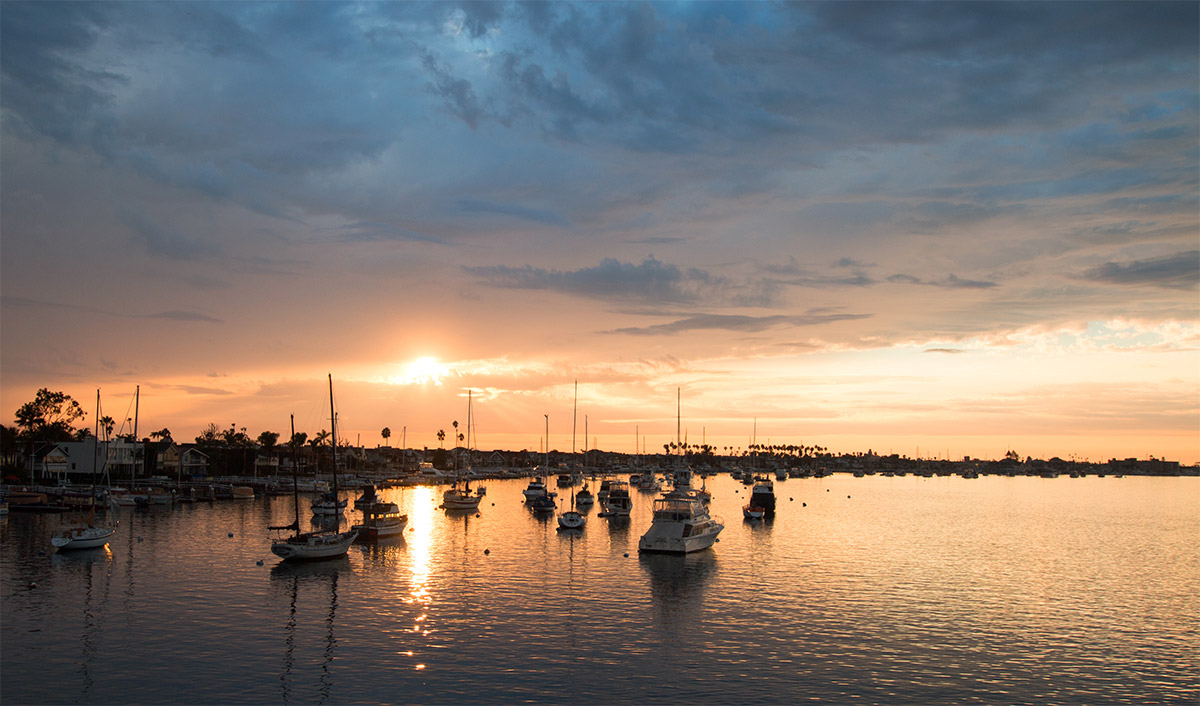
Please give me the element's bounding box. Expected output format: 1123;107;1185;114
604;311;873;336
465;257;779;307
1079;251;1200;289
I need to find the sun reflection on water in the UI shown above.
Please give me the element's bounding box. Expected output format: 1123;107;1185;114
407;486;435;607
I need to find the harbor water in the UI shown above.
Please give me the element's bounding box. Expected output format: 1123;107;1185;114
2;474;1197;705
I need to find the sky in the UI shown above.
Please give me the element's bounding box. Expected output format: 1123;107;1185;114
2;1;1197;464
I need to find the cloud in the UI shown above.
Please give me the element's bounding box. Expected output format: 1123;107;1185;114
466;256;779;307
924;348;965;355
338;221;447;244
887;274;998;289
456;199;570;227
144;311;221;323
1079;250;1199;289
1;295;221;323
123;212;222;261
605;311;872;336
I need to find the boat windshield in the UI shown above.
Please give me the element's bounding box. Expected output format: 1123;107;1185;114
652;497;695;521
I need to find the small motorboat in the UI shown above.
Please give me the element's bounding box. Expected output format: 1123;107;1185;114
743;504;765;520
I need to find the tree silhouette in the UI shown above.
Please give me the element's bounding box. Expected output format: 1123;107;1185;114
381;427;391;447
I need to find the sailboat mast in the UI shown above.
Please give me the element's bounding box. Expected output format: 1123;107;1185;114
92;390;100;512
571;380;578;458
676;388;681;462
328;374;339;500
465;390;472;487
290;414;300;531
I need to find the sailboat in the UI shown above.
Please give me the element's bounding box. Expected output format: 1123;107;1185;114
52;390;117;551
638;389;724;554
529;415;557;513
558;382;586;530
270;378;358;561
442;390;482;511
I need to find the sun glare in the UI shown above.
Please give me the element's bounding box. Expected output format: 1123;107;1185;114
396;356;448;385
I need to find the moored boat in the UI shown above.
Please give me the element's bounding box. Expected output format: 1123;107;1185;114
270;380;358;562
52;391;117;551
639;484;724;554
749;476;776;518
352;500;408;541
599;479;632;517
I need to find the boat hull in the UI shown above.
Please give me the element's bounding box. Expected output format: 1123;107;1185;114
637;527;722;555
271;530;359;561
442;490;482;510
557;511;586;530
51;526;116;550
352;521;407;541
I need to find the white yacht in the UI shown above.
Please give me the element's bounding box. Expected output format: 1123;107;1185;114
638;391;723;554
638;478;724;554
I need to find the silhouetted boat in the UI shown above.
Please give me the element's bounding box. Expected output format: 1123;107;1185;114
270;380;357;562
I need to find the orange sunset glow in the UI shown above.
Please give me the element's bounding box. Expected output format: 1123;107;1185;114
1;2;1196;465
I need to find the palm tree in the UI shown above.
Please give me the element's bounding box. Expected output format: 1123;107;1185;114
437;429;445;448
99;415;115;441
381;427;391;447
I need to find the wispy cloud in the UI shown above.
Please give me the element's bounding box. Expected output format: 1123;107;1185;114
605;311;872;336
1079;250;1199;289
466;256;779;307
887;273;998;289
456;199;570;227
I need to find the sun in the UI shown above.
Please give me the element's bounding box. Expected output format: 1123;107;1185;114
399;356;448;385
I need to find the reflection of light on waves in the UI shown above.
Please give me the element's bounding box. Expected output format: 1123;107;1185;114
408;486;434;607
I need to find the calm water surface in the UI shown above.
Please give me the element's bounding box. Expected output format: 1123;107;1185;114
2;475;1196;705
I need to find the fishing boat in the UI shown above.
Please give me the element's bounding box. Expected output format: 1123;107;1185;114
352;500;408;541
52;391;117;551
270;379;358;562
442;391;483;511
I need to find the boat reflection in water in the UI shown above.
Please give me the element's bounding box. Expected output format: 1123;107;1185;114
639;551;718;631
270;559;348;705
